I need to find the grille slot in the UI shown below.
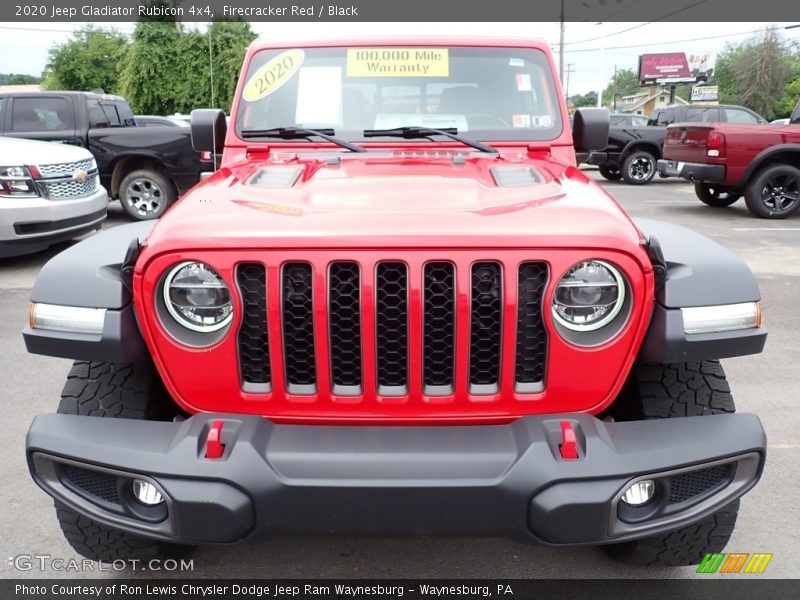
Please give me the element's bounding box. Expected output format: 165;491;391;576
515;263;548;392
423;262;456;394
668;464;734;504
43;173;99;199
237;264;270;392
36;158;95;178
328;262;362;394
469;262;503;393
60;464;120;505
375;262;409;395
282;263;317;393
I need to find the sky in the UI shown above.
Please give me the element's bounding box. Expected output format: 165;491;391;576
1;20;799;96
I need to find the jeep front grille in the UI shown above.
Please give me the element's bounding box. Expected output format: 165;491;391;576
235;258;548;399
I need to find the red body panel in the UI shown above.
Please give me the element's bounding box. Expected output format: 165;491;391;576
132;37;655;424
664;122;800;187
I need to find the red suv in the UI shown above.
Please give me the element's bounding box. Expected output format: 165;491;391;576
24;38;767;568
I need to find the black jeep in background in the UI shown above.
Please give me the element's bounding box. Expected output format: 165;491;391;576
0;91;207;220
587;104;766;185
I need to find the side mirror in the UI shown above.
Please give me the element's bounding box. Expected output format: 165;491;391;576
572;107;610;154
791;101;800;125
191;109;226;154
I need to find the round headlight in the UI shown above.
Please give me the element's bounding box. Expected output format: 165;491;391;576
552;260;625;331
163;262;233;332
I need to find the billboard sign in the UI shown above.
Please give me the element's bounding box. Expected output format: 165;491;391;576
639;52;715;85
691;85;719;102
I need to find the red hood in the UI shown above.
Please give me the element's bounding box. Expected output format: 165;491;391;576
140;150;646;260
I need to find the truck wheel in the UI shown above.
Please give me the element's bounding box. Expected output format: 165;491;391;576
744;164;800;219
695;183;741;207
120;169;176;221
599;165;623;181
622;151;656;185
54;361;193;562
602;361;739;566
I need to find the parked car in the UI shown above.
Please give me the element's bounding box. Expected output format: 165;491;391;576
0;91;207;220
134;115;189;128
0;137;107;257
610;114;650;127
24;37;767;570
658;101;800;218
588;103;767;185
770;118;790;125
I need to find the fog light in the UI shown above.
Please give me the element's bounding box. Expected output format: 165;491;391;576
132;480;164;506
621;480;655;506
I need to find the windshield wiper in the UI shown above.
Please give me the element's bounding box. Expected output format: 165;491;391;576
362;126;497;153
240;126;366;153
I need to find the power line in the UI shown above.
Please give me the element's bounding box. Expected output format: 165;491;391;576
563;0;709;45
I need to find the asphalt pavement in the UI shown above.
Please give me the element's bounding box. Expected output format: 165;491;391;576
1;172;798;579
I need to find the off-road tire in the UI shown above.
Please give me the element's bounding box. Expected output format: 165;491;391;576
695;182;741;207
54;361;192;563
621;150;657;185
599;164;623;181
744;163;800;219
119;169;176;221
602;361;739;566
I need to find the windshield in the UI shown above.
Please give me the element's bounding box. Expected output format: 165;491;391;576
235;46;562;143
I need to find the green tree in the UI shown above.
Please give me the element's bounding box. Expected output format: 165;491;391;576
602;68;641;109
713;28;796;120
570;91;598;107
41;26;129;93
0;73;41;85
119;19;255;115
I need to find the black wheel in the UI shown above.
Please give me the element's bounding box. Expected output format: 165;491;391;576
694;182;741;207
119;169;176;221
744;163;800;219
622;150;657;185
602;361;739;566
54;361;192;562
599;164;623;181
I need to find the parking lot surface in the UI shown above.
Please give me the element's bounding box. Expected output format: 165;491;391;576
1;171;797;579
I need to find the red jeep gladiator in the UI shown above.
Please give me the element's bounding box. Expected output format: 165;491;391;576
658;101;800;218
24;38;767;568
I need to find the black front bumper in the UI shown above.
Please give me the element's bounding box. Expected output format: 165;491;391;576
657;159;726;182
26;412;765;547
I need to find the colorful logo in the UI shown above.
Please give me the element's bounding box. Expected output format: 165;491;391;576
697;552;773;574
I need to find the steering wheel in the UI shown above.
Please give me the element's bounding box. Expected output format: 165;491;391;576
466;113;511;128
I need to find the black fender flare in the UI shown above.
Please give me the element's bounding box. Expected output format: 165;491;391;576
621;140;662;162
736;143;800;189
635;219;767;363
23;222;154;364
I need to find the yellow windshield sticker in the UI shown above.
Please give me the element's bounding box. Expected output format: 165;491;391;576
346;48;449;77
243;49;305;102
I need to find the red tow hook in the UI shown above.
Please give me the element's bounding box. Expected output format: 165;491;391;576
559;420;579;460
205;420;225;459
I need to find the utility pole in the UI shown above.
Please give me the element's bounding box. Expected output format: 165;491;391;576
559;0;565;83
565;64;575;100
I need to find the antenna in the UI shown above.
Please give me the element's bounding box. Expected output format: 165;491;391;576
208;24;218;172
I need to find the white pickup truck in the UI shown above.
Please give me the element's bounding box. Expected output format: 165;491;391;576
0;137;107;257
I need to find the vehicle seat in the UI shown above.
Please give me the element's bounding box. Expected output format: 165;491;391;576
13;104;44;131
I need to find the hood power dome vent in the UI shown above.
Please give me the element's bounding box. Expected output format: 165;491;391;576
248;167;304;189
491;166;544;187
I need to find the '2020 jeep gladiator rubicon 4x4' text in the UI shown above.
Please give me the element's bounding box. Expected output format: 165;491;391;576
23;38;767;568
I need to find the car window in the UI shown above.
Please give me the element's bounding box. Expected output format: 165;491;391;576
0;98;4;128
724;108;760;124
114;101;136;127
87;99;109;128
236;46;563;142
655;109;675;126
610;115;625;126
630;116;648;126
101;103;122;127
11;97;74;132
684;106;720;122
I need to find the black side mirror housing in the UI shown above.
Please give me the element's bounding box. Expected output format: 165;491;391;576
572;107;610;154
791;100;800;125
191;109;227;154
